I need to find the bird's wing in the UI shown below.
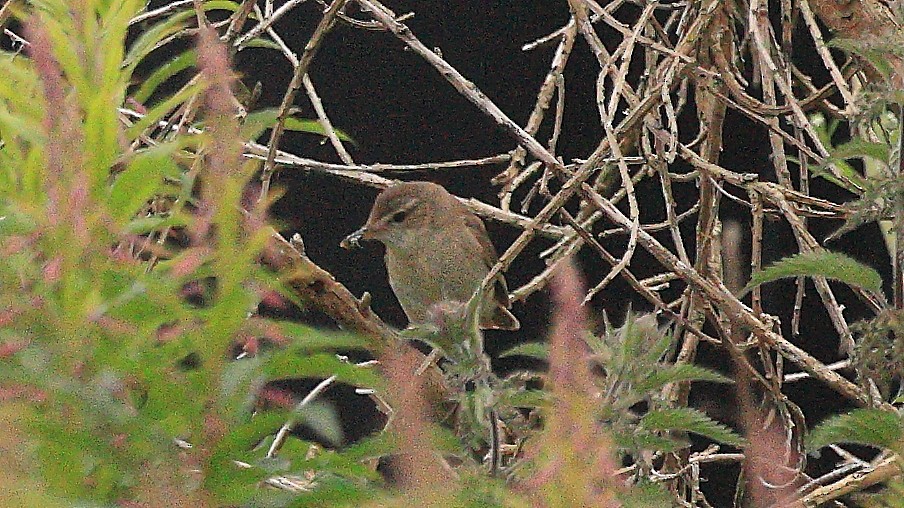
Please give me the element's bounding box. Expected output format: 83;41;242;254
463;212;511;309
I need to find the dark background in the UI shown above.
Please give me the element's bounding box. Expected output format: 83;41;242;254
135;1;892;504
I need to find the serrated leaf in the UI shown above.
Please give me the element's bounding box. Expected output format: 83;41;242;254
614;427;686;453
807;409;904;452
832;138;891;163
640;408;744;446
741;251;884;297
634;364;732;394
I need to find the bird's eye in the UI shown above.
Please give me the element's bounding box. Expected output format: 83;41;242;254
391;210;407;223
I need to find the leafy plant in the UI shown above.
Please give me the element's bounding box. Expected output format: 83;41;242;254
0;1;371;506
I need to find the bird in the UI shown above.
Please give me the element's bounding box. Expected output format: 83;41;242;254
341;181;519;331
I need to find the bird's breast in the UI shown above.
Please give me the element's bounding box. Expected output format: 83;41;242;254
384;232;489;324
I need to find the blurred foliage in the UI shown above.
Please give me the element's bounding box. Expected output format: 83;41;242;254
0;1;373;506
0;1;751;507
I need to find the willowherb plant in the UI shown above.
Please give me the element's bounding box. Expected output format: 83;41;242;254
0;2;374;506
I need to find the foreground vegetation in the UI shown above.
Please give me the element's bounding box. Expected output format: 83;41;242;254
3;1;904;506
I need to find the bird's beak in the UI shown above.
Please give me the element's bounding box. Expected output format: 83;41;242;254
340;225;370;249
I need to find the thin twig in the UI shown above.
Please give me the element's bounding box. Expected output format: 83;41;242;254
259;0;349;203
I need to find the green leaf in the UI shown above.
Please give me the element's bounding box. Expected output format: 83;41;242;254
284;117;353;141
108;144;182;223
361;427;404;450
240;108;354;143
640;408;744;446
615;427;686;453
807;409;904;452
123;12;188;70
498;389;549;409
125;81;205;140
619;480;674;508
286;476;374;507
634;364;732;394
498;341;548;360
274;321;366;351
808;160;865;193
741;251;884;297
829;38;895;80
124;213;189;234
295;400;343;446
0;211;37;236
242;38;283;51
240;109;280;140
293;447;381;481
201;0;247;14
132;50;197;104
263;353;380;389
831;138;891;163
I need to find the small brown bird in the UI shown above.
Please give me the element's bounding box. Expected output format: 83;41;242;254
341;182;519;331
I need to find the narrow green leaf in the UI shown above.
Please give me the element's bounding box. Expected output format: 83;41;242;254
284;117;354;143
498;341;548;360
200;1;246;13
241;108;354;142
741;251;884;296
125;81;204;139
123;13;189;70
498;389;549;409
132;50;197;104
274;321;365;351
242;38;283;51
808;158;867;192
240;109;280;140
294;448;381;480
263;353;381;389
124;213;189;234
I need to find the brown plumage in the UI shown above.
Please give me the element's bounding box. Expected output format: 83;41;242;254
342;181;519;330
